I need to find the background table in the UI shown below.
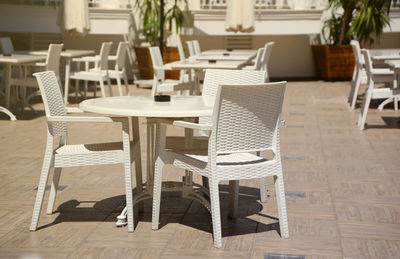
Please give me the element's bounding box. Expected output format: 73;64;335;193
201;49;257;56
370;48;400;64
165;59;249;94
0;54;46;119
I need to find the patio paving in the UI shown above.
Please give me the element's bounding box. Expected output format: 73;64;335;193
0;80;399;258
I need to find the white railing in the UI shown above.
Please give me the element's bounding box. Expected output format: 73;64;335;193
11;0;133;8
201;0;326;10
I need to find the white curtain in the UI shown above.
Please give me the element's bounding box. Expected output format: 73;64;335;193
57;0;91;36
225;0;255;33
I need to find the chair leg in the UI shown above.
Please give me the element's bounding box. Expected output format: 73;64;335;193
152;123;166;231
123;71;130;96
358;82;373;130
75;79;79;99
116;73;123;96
274;173;289;238
378;97;394;110
46;167;62;214
30;136;53;231
99;80;106;98
259;177;268;203
107;76;113;97
122;120;134;232
209;179;222;248
350;69;362;110
228;180;239;219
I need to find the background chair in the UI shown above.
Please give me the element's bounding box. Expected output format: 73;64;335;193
30;71;141;233
108;41;130;96
186;41;195;58
260;42;275;82
243;47;265;71
349;40;368;110
148;46;192;96
358;49;398;130
192;40;201;56
70;42;112;98
151;82;289;248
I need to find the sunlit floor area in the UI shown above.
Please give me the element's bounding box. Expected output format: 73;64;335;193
0;81;399;258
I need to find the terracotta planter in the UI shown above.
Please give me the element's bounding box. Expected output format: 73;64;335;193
134;46;180;80
311;44;355;80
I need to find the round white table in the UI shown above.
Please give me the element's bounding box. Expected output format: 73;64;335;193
79;95;215;226
79;95;215;117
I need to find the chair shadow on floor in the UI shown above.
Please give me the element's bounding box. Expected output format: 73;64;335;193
38;184;282;238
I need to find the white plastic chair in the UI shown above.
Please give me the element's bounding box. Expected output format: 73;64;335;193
108;41;130;96
186;41;195;57
349;40;368;110
243;47;265;71
30;71;141;232
70;42;112;98
0;37;14;55
23;43;64;111
148;46;192;96
151;81;289;248
358;49;398;130
192;40;201;55
260;42;275;82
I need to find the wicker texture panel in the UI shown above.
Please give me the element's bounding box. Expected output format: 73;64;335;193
215;83;285;154
35;71;67;137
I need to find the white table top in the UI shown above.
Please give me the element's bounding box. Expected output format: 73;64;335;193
385;60;400;70
195;54;253;62
19;49;95;58
79;95;215;118
201;49;257;56
164;60;248;70
0;54;46;64
370;48;400;61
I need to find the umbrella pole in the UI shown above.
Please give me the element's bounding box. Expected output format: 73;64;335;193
159;0;164;56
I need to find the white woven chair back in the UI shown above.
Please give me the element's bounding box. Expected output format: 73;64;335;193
115;41;128;69
200;69;266;124
186;41;195;57
254;47;265;71
148;46;165;82
212;82;286;155
33;71;67;137
0;37;14;55
45;44;63;77
261;41;275;71
99;42;112;70
350;40;364;68
192;40;201;55
177;37;186;61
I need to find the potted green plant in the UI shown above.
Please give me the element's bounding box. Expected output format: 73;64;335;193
134;0;187;80
312;0;392;80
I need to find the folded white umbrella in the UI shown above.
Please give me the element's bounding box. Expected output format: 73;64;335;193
225;0;255;33
57;0;91;36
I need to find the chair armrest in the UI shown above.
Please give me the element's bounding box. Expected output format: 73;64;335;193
66;107;84;113
47;116;127;123
108;55;117;61
172;120;212;131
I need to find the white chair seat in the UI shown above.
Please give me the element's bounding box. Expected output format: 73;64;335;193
173;151;269;167
54;141;136;167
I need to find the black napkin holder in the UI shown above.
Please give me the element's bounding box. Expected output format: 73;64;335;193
208;60;217;64
226;48;233;52
223;53;230;56
154;95;171;102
